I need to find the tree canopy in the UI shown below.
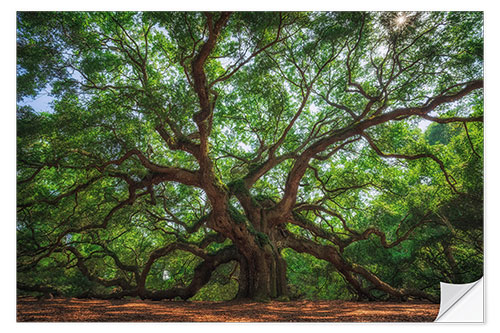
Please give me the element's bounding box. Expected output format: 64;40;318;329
17;11;483;302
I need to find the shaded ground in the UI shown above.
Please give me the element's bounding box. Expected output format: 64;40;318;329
17;297;439;322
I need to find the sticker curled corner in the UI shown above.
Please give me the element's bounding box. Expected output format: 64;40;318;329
434;277;484;322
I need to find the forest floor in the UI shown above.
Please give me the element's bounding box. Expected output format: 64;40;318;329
17;297;439;322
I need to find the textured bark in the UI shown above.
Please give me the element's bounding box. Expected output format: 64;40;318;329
235;243;288;300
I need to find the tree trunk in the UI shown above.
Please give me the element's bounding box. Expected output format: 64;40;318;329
212;201;290;301
236;243;288;300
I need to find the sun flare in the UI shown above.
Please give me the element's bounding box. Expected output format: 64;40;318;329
395;14;408;27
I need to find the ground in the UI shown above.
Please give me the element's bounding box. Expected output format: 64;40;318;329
17;297;439;322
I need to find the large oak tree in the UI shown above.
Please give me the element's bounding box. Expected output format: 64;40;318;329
17;11;483;302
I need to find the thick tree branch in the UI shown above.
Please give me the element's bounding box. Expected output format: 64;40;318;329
65;246;133;290
283;229;437;302
138;244;237;300
271;79;483;217
191;12;231;125
419;114;483;124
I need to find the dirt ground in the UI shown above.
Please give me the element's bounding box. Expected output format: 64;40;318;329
17;297;439;322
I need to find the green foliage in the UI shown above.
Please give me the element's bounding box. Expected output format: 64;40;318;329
190;262;239;301
283;249;353;300
17;11;483;301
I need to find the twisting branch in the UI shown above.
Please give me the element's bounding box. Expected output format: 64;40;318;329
155;124;201;157
289;211;349;250
138;243;237;300
271;80;482;218
283;227;437;302
191;12;231;126
95;148;201;187
346;215;432;248
294;204;357;236
17;165;45;185
463;122;482;159
18;175;103;209
419;114;483;124
268;38;345;158
64;246;133;290
361;133;460;194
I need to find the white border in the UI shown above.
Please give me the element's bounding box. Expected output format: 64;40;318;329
2;1;499;332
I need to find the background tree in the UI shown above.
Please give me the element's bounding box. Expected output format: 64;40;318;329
17;11;483;302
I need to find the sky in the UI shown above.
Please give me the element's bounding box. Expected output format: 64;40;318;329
19;92;54;113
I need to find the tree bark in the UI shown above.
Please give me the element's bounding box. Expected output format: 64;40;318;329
235;241;288;300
